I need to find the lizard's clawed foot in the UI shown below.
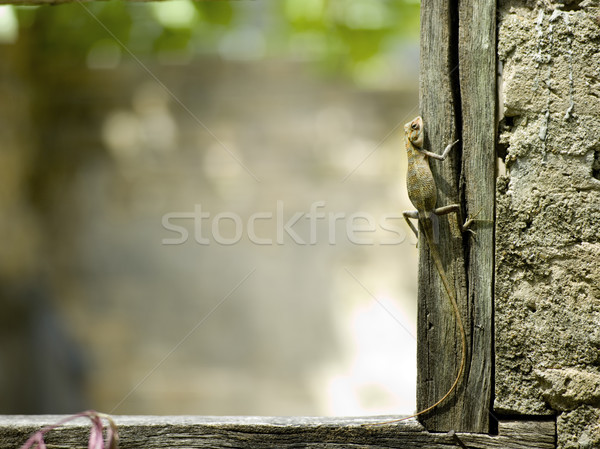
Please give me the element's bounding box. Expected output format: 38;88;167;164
461;206;484;238
461;224;477;239
460;217;476;239
461;217;475;232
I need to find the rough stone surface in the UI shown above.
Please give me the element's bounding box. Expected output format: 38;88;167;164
496;1;600;446
557;406;600;449
536;368;600;411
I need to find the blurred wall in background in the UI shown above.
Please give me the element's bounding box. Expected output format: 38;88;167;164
0;1;420;416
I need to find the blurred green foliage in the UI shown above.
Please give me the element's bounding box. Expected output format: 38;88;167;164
11;0;419;82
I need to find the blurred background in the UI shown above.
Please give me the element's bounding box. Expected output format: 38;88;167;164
0;0;421;416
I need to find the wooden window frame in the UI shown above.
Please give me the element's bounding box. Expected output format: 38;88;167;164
0;0;558;447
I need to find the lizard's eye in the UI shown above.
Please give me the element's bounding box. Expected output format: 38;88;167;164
411;123;419;130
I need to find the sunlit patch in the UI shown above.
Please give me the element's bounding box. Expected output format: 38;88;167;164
284;0;325;22
132;83;177;154
102;110;143;161
150;0;198;29
332;0;391;30
321;294;416;416
102;82;178;164
0;6;18;44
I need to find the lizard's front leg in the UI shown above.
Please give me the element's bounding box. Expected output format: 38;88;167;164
420;139;460;161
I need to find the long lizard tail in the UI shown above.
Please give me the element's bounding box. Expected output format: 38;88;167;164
371;221;466;426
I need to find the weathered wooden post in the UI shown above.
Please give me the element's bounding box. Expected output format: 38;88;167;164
417;0;495;433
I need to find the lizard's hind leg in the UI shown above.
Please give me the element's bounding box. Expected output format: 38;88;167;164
433;204;475;235
403;210;419;239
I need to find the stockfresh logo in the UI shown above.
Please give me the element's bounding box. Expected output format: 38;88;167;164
161;201;409;246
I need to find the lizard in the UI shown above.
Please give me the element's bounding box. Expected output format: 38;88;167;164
373;116;473;425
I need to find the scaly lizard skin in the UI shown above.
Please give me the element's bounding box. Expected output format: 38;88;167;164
376;116;472;425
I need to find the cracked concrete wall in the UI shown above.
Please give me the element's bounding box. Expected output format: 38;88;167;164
496;1;600;447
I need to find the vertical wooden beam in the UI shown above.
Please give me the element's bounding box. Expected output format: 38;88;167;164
417;0;495;433
458;0;496;434
418;0;465;432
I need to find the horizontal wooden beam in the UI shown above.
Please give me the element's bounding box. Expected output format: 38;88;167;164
0;415;555;448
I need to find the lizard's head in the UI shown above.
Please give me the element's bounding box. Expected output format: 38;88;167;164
404;116;423;148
